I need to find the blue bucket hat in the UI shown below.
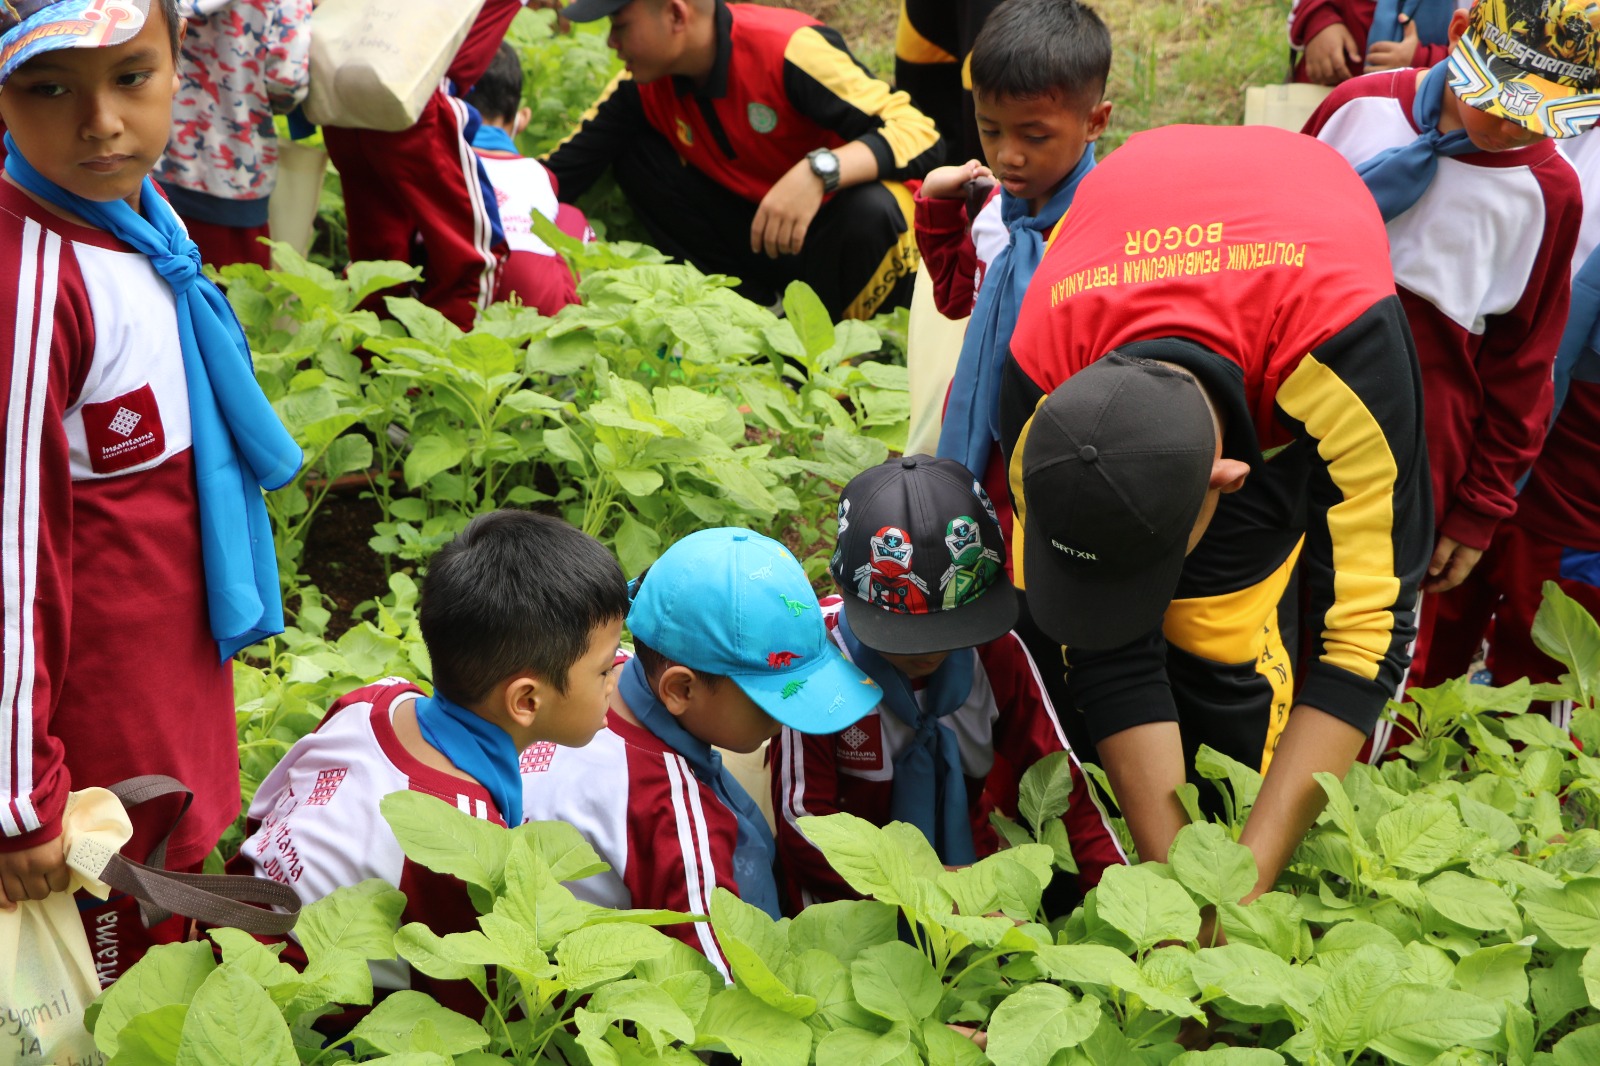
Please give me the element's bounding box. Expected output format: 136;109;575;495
628;528;880;734
1;0;153;88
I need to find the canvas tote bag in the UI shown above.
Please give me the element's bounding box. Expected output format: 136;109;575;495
302;0;489;131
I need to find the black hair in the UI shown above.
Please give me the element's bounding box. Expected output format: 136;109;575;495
968;0;1112;108
627;566;726;690
420;509;628;705
464;42;525;126
155;0;181;53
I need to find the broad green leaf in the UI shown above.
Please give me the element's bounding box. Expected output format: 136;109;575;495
382;790;508;891
1311;945;1404;1052
695;987;813;1066
782;282;835;360
710;887;815;1018
1423;871;1521;934
1217;892;1307;961
174;964;296;1066
1191;943;1315;1018
1195;745;1263;819
323;433;373;477
474;912;556;983
1094;863;1201;951
93;941;216;1056
1033;944;1141;991
1553;1023;1600;1066
1171;1051;1287;1065
1018;751;1076;832
1361;985;1503;1066
557;922;676;989
1506;1001;1536;1066
585;979;698;1047
787;899;898;964
1169;822;1259;906
1375;801;1465;874
1532;950;1589;1038
921;1019;993;1066
813;1025;912;1066
851;941;942;1024
1532;582;1600;709
393;924;490;985
985;984;1101;1065
108;1003;188;1064
513;818;612;883
1454;940;1532;1005
789;949;880;1035
347;991;490;1056
612;468;665;497
206;929;302;1008
403;431;468;488
614;513;663;577
795;813;930;911
1518;877;1600;949
1581;943;1600;1008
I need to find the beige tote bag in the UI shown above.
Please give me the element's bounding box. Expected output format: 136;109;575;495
302;0;489;131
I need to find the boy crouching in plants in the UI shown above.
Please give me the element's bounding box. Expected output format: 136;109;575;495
236;510;627;1014
771;457;1126;911
520;527;882;978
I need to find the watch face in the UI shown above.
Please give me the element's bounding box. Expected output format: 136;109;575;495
813;152;839;174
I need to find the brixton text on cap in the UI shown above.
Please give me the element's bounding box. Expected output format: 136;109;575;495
1019;352;1215;651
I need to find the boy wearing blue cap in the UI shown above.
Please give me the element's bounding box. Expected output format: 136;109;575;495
521;527;879;978
0;0;297;978
771;457;1124;912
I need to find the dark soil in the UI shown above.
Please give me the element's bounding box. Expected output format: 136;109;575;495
301;490;395;637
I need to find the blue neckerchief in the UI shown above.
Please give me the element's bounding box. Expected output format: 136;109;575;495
617;657;780;919
3;134;300;659
471;123;521;156
1554;247;1600;422
1368;0;1454;48
414;689;524;828
834;611;978;865
938;145;1094;479
1354;63;1479;223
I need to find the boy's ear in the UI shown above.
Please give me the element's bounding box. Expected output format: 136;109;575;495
1446;7;1470;47
1085;100;1113;143
503;674;541;730
655;664;696;718
513;106;533;137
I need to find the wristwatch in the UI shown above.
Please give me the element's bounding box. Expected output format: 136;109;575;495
806;148;841;194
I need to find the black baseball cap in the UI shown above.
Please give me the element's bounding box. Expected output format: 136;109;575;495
560;0;631;22
1019;353;1216;651
829;456;1018;655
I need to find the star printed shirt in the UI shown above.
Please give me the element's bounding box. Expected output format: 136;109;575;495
544;0;944;204
770;599;1126;912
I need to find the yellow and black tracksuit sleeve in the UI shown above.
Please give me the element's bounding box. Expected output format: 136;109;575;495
999;353;1188;747
543;71;650;203
1273;295;1432;733
781;25;945;182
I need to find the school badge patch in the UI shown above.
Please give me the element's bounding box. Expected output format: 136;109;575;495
747;102;778;133
675;117;694;146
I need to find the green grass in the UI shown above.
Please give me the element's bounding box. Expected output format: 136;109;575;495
780;0;1295;153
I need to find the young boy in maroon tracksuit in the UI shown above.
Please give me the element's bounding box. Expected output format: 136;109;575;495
238;511;629;1017
771;457;1124;913
321;0;529;329
1303;0;1588;738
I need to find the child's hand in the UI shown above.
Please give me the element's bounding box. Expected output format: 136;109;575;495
1304;22;1361;84
1365;15;1420;71
1423;534;1484;593
921;160;993;201
0;835;71;910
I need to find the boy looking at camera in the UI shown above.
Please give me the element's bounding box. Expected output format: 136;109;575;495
0;0;299;979
771;457;1124;912
521;527;881;978
238;510;628;1015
